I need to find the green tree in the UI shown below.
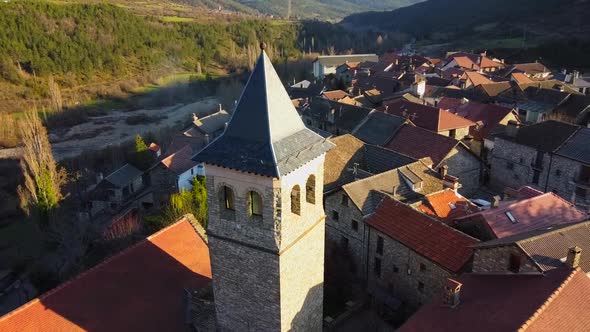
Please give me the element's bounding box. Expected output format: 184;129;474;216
134;134;148;153
17;109;68;222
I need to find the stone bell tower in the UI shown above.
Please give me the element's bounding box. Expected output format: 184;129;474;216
193;44;334;331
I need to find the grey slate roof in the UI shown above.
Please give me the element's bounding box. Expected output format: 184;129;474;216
556;128;590;164
104;164;143;188
352;111;407;145
475;221;590;273
498;120;580;153
193;50;333;177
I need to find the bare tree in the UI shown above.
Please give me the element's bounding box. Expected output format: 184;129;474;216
48;75;63;112
327;45;336;55
18;109;68;221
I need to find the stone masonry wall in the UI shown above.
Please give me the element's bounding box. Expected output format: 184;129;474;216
545;155;590;211
324;189;366;278
489;137;549;192
367;228;453;310
443;145;481;196
472;246;540;274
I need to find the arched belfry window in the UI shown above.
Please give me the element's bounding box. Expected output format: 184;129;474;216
306;175;316;204
221;185;235;211
291;185;301;215
247;191;263;217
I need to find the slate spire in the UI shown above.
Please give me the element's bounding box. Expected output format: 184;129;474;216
193;46;333;177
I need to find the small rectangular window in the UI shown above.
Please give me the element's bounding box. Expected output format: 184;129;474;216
332;210;339;221
419;263;426;272
351;219;359;232
374;257;382;277
376;236;384;255
506;161;514;170
393;265;399;273
341;194;349;206
418;281;425;293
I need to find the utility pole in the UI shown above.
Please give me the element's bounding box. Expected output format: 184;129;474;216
287;0;291;20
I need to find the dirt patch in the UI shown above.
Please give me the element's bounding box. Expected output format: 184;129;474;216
50;97;220;161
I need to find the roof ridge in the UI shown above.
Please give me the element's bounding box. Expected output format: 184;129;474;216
260;51;281;176
517;268;579;332
0;218;195;323
517;220;590;245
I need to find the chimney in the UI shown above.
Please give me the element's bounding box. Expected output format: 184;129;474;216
566;246;582;269
573;70;580;80
192;113;198;122
219;104;223;112
443;278;462;308
506;120;519;138
491;195;501;208
439;165;449;177
204;133;210;145
443;174;460;191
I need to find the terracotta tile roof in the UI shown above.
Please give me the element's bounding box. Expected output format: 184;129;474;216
322;90;350;101
524;268;590;332
462;71;494;86
455;193;588;239
512;72;534;84
512;62;551;75
417;189;479;221
367;198;477;273
0;218;211;332
383;99;475;132
161;145;199;175
476;81;512;97
454;56;480;70
437;97;464;111
479;57;505;69
441;67;465;80
452;101;516;140
399;268;590;332
504;185;545;201
384;124;461;167
148;142;160;152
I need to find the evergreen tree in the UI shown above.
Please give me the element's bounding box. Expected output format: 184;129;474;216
134;134;148;153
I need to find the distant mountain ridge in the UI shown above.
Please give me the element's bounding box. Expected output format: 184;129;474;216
341;0;589;38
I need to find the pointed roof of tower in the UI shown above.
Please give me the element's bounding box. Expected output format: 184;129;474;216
193;48;333;177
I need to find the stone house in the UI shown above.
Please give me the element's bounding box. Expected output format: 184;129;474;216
398;268;590;332
382;99;475;139
299;98;372;136
150;144;202;207
385;124;483;195
91;163;145;215
489;120;582;197
471;221;590;275
365;198;477;313
453;192;588;241
313;54;378;79
324;158;448;281
550;128;590;210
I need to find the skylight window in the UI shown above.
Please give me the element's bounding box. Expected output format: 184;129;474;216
505;211;517;224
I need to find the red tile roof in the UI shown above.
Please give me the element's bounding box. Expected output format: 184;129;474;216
384;124;460;167
148;142;160;152
436;97;464;112
441;67;465;80
453;56;480;70
0;218;211;332
383;99;475;132
367;198;478;273
455;193;588;239
479;56;505;69
512;72;534;84
452;101;516;140
417;189;480;221
161;145;199;175
399;268;590;332
462;71;493;86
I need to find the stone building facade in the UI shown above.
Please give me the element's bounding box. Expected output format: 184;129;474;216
472;245;540;274
324;189;366;279
545;154;590;211
440;144;481;195
489;137;549;191
366;228;454;311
